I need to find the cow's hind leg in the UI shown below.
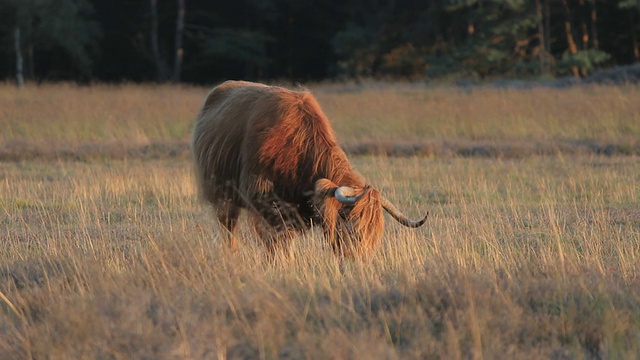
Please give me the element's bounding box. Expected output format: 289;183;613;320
249;196;303;259
250;213;297;260
214;201;240;251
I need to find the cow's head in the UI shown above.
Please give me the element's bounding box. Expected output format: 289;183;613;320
313;178;427;256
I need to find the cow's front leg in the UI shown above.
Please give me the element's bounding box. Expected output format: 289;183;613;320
249;194;304;257
213;200;240;251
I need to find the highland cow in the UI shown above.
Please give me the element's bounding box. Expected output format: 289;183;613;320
191;80;427;256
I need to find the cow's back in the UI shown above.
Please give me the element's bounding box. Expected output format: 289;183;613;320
192;81;292;204
192;82;258;204
192;80;354;208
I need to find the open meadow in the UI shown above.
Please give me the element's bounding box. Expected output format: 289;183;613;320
1;82;639;359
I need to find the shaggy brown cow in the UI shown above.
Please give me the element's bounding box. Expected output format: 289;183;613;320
191;80;427;256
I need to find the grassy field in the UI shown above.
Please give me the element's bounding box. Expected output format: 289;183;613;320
1;82;639;159
1;82;639;359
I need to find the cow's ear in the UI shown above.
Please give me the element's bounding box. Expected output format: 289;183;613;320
314;178;338;198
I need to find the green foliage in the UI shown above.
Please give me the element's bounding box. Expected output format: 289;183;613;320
558;49;612;76
35;0;101;75
2;0;101;77
200;28;273;68
381;43;428;79
618;0;639;9
0;0;639;82
438;0;538;78
332;23;378;78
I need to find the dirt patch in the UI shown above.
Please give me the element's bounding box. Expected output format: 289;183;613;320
0;141;191;162
343;140;639;158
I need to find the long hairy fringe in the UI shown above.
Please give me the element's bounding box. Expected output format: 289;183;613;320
314;179;384;256
313;178;340;242
258;89;342;182
349;189;385;254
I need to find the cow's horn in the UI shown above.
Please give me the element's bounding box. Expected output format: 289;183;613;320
381;197;428;228
334;186;368;204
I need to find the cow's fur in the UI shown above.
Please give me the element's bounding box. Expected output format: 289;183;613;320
192;80;416;256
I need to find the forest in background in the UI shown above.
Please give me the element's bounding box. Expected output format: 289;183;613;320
1;0;639;84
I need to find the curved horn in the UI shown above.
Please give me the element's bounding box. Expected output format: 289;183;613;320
334;186;368;204
381;197;428;228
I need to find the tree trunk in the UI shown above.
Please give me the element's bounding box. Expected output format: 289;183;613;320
27;44;34;81
544;0;552;73
535;0;550;75
173;0;185;83
630;10;640;62
633;22;640;62
14;26;24;88
150;0;168;81
579;0;589;50
561;0;580;78
589;0;599;50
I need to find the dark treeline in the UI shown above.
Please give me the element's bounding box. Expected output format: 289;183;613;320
1;0;639;84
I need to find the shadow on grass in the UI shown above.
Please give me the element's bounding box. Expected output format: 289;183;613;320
1;139;637;162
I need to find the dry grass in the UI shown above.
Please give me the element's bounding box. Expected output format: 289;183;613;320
1;83;640;359
1;156;639;359
315;83;640;144
1;82;639;160
0;83;202;145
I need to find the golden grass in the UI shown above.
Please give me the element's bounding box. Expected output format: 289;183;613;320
2;82;639;152
1;155;639;358
0;83;204;145
1;83;639;358
315;84;640;144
